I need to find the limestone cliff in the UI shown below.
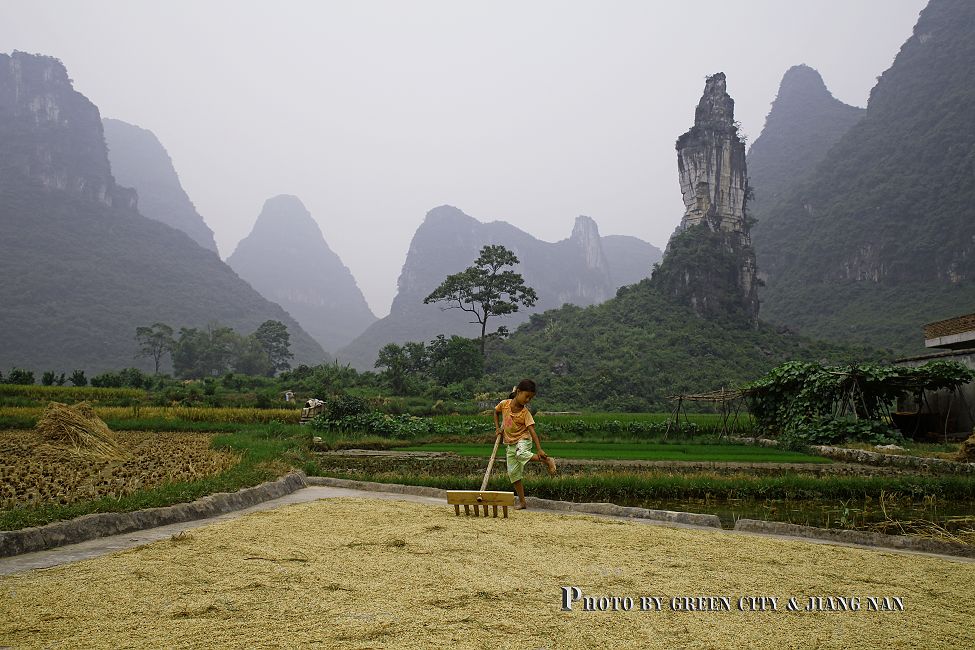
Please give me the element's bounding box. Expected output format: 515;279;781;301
653;73;759;322
0;52;135;209
338;206;661;369
103;118;218;253
674;73;748;235
227;195;377;353
0;52;326;372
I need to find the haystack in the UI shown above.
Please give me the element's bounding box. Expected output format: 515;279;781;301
35;401;129;460
957;432;975;463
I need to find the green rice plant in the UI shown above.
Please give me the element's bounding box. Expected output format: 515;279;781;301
0;384;143;406
398;442;830;463
306;467;975;502
0;405;301;426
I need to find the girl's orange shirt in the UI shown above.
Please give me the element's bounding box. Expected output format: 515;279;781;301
495;399;535;444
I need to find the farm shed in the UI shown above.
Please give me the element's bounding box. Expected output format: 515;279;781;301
895;312;975;438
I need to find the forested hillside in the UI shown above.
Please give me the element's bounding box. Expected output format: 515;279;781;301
0;52;326;373
752;0;975;353
479;73;873;410
484;279;870;411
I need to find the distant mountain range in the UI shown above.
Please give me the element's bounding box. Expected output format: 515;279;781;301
748;0;975;353
0;51;325;373
337;205;662;369
746;64;865;214
227;195;377;354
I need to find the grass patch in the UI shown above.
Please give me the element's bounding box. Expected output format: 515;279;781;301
399;441;831;463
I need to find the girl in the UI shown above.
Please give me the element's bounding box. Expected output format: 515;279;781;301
494;379;556;510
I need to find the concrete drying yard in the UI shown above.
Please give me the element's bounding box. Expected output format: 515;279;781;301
1;494;973;649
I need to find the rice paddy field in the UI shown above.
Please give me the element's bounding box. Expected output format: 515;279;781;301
1;497;973;649
399;441;831;463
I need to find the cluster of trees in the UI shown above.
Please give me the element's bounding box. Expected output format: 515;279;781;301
0;367;148;388
375;334;484;395
363;244;538;396
135;320;294;379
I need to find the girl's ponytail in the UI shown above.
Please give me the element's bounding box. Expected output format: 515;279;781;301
508;379;537;399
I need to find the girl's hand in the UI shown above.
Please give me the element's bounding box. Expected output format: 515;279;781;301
538;449;547;458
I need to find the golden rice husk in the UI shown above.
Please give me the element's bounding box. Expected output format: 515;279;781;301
1;498;973;648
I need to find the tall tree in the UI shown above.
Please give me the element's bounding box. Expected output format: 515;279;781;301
253;320;294;375
423;244;537;356
172;324;237;379
428;334;483;384
135;322;175;374
375;342;411;395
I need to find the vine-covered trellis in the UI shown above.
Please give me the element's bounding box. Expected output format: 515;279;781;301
743;360;975;442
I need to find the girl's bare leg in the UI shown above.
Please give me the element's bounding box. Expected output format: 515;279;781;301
513;480;527;508
531;453;557;475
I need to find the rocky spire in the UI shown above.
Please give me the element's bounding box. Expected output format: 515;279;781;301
227;194;377;353
569;215;608;271
653;72;759;322
675;72;748;234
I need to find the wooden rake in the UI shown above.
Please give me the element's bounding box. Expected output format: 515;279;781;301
446;433;515;518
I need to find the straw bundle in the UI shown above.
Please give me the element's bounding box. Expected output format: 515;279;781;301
957;432;975;463
35;401;130;460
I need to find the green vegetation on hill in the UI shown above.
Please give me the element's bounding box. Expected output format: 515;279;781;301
0;185;326;374
481;280;876;411
746;64;864;209
752;0;975;353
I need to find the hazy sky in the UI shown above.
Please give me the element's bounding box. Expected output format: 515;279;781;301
1;0;927;316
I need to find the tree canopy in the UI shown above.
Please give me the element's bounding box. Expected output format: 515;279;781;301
423;244;537;356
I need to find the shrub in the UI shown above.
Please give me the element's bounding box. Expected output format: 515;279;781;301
6;368;35;385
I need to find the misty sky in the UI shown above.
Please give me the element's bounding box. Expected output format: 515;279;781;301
1;0;927;317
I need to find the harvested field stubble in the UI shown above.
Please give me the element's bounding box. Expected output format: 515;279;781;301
0;430;239;510
0;498;972;648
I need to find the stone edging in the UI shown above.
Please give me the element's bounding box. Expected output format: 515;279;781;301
733;519;975;559
0;472;307;558
732;436;975;473
305;476;722;528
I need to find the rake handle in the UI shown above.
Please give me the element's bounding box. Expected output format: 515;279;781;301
480;433;502;492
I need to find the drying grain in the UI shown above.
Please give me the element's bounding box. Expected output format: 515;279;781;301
1;497;972;649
